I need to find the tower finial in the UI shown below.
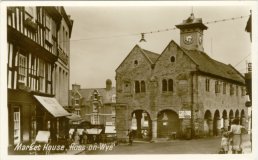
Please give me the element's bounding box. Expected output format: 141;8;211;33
191;6;193;15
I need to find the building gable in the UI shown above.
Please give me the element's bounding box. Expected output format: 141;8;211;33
116;45;153;75
154;40;197;76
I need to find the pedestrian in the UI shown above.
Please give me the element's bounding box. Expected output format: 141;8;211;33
82;130;88;145
219;131;229;154
127;129;133;145
229;118;245;154
73;128;80;144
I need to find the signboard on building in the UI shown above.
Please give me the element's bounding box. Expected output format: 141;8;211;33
179;110;191;119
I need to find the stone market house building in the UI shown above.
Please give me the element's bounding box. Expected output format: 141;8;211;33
7;6;73;152
69;80;116;131
115;13;248;141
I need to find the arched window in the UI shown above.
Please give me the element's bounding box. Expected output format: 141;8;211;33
135;81;140;93
134;60;138;66
141;81;146;92
170;56;175;62
168;79;173;91
162;79;167;92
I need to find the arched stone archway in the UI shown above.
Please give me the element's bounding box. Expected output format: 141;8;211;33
157;109;179;138
131;109;152;140
213;110;220;136
222;110;228;131
240;110;245;126
204;110;212;136
229;110;234;128
235;109;240;123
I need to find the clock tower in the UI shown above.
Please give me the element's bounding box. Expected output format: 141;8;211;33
176;13;208;52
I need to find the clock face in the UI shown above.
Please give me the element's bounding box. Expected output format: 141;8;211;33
184;35;193;45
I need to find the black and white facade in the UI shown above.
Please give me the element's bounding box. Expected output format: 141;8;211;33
7;6;73;153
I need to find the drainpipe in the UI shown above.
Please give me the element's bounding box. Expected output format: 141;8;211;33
191;71;195;139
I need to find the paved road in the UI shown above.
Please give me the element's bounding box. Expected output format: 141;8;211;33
80;134;251;155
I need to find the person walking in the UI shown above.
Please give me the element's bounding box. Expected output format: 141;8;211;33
128;129;133;145
229;118;245;154
219;131;229;154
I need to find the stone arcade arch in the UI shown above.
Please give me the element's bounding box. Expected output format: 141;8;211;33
222;110;228;130
235;109;240;123
157;109;179;138
240;109;245;126
213;110;220;136
131;109;152;139
204;110;212;136
229;110;234;128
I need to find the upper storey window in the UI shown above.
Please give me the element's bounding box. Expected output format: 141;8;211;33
24;7;36;21
135;80;146;93
162;79;173;92
18;54;27;84
223;82;227;94
205;79;210;92
215;81;220;93
134;60;138;67
230;84;235;95
45;14;52;44
170;56;175;63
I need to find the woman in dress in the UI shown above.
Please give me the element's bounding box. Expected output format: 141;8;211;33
229;118;245;154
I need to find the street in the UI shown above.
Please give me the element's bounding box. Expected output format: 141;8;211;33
79;134;251;155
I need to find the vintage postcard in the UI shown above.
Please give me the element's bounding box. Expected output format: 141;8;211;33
0;1;257;160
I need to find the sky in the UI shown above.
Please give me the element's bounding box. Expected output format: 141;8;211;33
65;4;252;89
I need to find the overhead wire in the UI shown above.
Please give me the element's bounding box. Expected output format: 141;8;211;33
68;15;249;42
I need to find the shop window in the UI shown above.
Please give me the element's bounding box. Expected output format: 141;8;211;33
74;109;80;116
13;107;21;145
162;79;167;92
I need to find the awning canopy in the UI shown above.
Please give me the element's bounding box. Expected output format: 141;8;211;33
105;126;116;134
34;95;71;117
66;114;82;121
35;131;50;143
86;128;102;135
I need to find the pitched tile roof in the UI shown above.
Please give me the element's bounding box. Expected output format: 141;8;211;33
77;87;116;105
141;49;160;64
140;41;244;84
183;49;245;84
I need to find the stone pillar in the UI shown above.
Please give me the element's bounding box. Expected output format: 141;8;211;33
208;119;213;136
116;104;129;142
224;118;229;131
203;119;209;137
216;118;221;136
152;119;157;139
